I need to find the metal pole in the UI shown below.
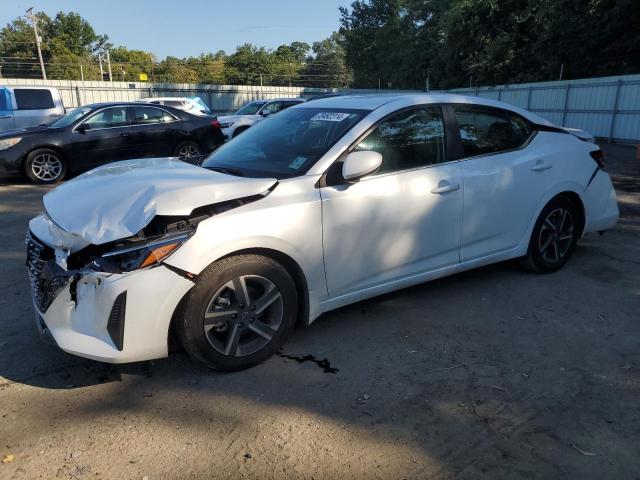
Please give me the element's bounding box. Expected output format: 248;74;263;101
106;50;113;82
526;86;532;110
559;63;564;81
80;63;84;81
561;84;571;126
26;8;46;79
608;79;622;143
98;54;104;81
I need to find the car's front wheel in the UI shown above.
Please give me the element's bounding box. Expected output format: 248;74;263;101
521;196;581;273
177;254;298;371
24;148;67;184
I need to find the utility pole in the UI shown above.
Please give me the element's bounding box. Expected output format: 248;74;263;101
106;50;113;82
80;63;84;81
26;7;46;79
98;54;104;81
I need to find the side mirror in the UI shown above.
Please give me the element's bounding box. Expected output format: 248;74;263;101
342;150;383;182
76;123;90;133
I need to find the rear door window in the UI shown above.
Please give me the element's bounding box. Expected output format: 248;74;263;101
14;89;54;110
453;106;533;157
133;106;174;124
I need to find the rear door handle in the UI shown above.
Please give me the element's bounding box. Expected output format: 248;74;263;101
431;181;460;194
531;160;552;172
0;114;11;119
119;133;131;138
48;113;62;117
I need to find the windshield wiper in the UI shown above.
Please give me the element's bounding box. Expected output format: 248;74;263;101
207;166;246;177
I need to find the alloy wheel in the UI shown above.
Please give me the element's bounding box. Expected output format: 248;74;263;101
177;144;201;158
203;275;284;357
538;208;574;263
31;153;62;181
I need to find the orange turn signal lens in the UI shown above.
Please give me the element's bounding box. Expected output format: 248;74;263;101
138;242;180;269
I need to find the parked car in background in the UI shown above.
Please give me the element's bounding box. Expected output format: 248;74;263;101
217;97;305;139
0;86;65;132
138;96;212;116
0;102;224;183
25;93;618;371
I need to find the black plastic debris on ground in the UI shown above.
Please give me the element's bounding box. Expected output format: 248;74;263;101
277;351;339;374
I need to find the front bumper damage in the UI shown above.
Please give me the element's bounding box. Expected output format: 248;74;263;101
27;231;194;363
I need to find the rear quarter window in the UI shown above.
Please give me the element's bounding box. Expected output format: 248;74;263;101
14;89;54;110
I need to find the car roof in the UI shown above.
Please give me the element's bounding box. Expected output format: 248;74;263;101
259;98;305;103
138;97;197;102
81;101;181;109
297;92;554;126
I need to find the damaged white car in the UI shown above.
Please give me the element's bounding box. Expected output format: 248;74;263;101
26;93;619;371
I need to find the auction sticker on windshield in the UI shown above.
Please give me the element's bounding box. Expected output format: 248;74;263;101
311;112;352;122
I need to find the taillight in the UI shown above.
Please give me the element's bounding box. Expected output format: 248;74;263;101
211;120;221;129
590;149;605;168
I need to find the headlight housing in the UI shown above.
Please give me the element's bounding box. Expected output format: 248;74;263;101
91;233;190;273
0;137;22;150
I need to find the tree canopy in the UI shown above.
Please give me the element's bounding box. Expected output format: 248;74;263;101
339;0;640;89
1;4;637;88
0;11;348;87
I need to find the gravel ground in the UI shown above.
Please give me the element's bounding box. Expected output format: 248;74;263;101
0;144;638;480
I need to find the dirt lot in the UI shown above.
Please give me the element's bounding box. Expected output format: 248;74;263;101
0;145;639;480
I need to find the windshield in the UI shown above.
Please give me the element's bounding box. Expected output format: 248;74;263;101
50;107;92;128
234;101;266;115
202;107;368;179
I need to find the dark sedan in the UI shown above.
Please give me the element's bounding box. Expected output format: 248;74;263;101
0;102;225;183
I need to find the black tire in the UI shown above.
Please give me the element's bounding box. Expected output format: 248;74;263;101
177;254;298;371
232;126;249;138
174;140;202;159
24;148;67;184
520;196;581;273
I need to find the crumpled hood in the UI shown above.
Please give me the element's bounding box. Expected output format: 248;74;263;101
43;158;276;245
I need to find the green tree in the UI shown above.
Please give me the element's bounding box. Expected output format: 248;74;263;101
301;33;350;88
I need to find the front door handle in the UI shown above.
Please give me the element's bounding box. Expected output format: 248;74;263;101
49;113;62;117
431;181;460;194
531;160;552;172
119;133;131;138
0;114;11;119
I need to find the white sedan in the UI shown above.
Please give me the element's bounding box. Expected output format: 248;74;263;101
27;93;618;371
217;98;305;139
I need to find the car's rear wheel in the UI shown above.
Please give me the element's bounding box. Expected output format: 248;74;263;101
177;254;298;371
174;140;202;159
24;148;66;184
521;196;581;273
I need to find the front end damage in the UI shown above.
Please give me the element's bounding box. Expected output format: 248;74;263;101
26;166;276;363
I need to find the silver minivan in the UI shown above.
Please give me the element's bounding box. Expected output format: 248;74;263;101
0;86;65;131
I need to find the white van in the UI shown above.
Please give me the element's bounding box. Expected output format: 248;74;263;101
0;86;65;131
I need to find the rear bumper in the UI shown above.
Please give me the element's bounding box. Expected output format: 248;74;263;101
34;265;194;363
583;169;619;234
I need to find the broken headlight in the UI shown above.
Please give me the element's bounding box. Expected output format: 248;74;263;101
91;233;191;273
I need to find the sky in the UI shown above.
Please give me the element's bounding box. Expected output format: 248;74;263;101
2;0;352;58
